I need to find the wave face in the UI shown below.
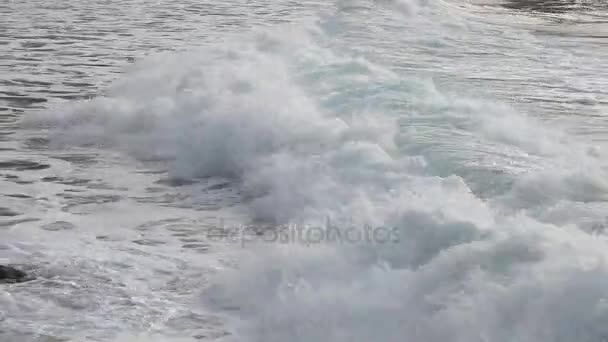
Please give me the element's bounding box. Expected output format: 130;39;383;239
22;0;608;341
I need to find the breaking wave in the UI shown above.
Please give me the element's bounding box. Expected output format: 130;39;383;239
24;4;608;342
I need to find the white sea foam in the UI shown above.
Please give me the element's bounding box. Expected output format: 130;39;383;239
22;4;608;342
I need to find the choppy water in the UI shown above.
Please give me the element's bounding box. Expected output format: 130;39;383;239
2;0;608;341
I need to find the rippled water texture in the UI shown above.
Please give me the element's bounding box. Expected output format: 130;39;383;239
2;1;608;341
0;0;323;113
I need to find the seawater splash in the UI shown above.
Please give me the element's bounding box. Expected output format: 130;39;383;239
24;7;608;342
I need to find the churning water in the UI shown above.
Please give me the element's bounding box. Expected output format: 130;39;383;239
2;0;608;341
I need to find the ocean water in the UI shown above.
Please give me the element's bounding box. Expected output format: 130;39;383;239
1;0;608;341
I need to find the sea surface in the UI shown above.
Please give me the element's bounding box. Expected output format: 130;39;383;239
1;0;608;341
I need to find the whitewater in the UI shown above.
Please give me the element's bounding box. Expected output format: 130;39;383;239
2;0;608;341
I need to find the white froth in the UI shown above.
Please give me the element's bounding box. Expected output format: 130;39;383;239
15;1;608;341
